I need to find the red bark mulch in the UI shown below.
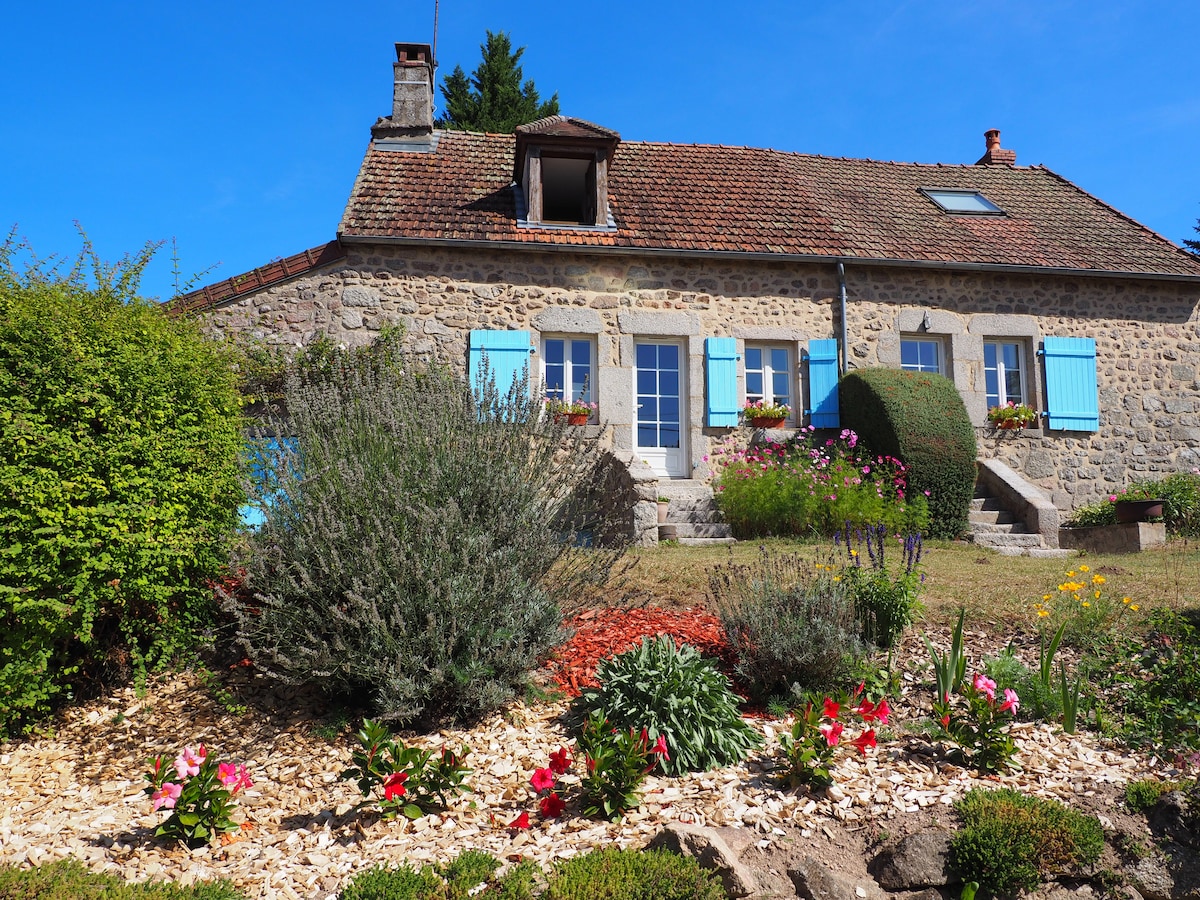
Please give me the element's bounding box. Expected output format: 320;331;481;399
547;606;736;697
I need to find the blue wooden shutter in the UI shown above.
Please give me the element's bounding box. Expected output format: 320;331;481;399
469;330;532;398
239;437;300;529
705;337;739;427
1042;336;1099;431
806;339;840;428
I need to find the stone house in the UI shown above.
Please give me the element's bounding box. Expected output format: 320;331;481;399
175;41;1200;539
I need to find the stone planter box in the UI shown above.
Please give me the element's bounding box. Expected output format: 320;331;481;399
1058;522;1166;554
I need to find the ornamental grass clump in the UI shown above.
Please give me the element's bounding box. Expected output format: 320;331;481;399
227;336;623;726
709;427;929;538
580;635;760;776
712;547;867;700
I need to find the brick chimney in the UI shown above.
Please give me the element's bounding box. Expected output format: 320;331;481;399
371;43;434;139
975;128;1016;166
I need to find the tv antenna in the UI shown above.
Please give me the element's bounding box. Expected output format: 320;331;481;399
432;0;440;68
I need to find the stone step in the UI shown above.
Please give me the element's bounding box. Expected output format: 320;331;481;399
672;522;734;539
970;497;1006;512
969;509;1016;525
970;521;1028;535
677;536;738;546
970;532;1044;548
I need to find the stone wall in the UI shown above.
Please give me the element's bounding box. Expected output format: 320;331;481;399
198;242;1200;510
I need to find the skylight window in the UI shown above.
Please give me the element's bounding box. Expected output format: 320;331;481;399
921;189;1004;215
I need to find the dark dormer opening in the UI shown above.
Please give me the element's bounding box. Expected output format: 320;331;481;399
514;116;620;229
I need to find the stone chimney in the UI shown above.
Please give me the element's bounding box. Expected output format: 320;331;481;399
975;128;1016;166
371;43;434;139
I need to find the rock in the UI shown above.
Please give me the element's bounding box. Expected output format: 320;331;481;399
1128;844;1200;900
790;854;885;900
869;830;958;890
646;823;760;898
1149;792;1198;849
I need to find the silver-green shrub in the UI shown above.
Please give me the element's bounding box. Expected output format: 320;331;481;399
228;335;619;725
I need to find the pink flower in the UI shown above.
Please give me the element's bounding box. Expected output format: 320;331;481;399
539;791;566;818
1109;495;1118;502
508;810;531;829
850;729;877;755
530;767;556;793
855;697;890;725
152;782;182;811
173;744;206;780
819;721;844;747
548;746;572;776
218;762;253;793
384;772;408;800
823;697;841;720
940;713;951;728
972;673;997;701
998;688;1020;714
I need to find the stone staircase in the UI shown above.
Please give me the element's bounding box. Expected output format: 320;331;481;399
655;479;735;546
969;482;1072;558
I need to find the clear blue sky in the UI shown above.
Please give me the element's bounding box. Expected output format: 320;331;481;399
3;1;1198;301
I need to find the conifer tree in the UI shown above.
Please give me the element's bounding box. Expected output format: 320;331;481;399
437;31;559;133
1185;218;1200;255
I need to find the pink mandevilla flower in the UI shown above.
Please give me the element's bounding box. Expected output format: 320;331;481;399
819;721;844;747
823;697;840;720
174;744;206;780
152;781;182;811
999;688;1020;714
972;673;997;701
218;762;253;793
855;697;890;725
530;767;556;793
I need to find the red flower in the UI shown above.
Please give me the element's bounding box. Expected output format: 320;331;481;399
530;767;556;793
548;746;572;776
823;697;841;720
383;772;408;801
819;721;844;747
539;791;565;818
941;713;951;728
507;811;531;829
850;729;877;755
650;734;670;760
855;697;890;725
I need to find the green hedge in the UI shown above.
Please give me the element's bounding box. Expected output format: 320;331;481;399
0;242;244;738
839;368;976;539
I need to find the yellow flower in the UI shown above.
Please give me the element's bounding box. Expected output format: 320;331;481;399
1092;574;1106;585
1122;596;1132;604
1094;590;1101;599
1037;609;1050;618
1131;604;1140;611
1082;601;1091;608
850;549;858;557
1079;564;1090;573
1066;570;1076;578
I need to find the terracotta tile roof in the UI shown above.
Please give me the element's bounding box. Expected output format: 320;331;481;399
516;115;620;140
169;241;347;314
339;130;1200;278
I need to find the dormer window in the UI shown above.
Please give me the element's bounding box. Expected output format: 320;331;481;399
514;116;619;229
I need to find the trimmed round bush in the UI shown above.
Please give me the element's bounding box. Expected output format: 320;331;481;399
839;368;977;539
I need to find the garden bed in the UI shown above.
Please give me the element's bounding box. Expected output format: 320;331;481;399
1059;522;1167;554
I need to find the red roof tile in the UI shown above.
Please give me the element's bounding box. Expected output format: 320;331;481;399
339;131;1200;278
169;241;346;314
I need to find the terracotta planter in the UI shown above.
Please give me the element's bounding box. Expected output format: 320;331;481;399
1114;499;1164;523
555;412;590;425
749;416;786;429
657;500;670;524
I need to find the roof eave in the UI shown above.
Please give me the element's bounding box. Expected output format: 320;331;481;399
337;233;1200;284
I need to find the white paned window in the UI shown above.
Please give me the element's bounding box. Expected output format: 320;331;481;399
984;340;1027;407
542;336;594;405
744;344;793;416
900;337;943;375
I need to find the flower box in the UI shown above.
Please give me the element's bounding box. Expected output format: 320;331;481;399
749;416;786;428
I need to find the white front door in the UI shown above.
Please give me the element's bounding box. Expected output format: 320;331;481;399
634;341;687;477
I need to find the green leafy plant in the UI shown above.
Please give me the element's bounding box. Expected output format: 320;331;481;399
581;635;758;775
227;339;622;726
778;686;888;788
1115;608;1200;752
982;648;1058;724
575;710;669;820
1032;564;1138;651
144;744;252;847
839;368;977;539
951;788;1104;896
0;235;244;740
0;857;247;899
838;525;924;650
340;719;471;819
933;673;1020;773
742;399;791;420
923;608;968;705
542;847;726;900
712;547;867;699
1124;778;1193;815
986;402;1037;429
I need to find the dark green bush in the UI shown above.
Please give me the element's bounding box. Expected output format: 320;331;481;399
339;862;443;900
0;239;244;739
543;847;726;900
1115;608;1200;752
839;368;977;539
1066;472;1200;537
711;548;867;700
581;635;761;775
229;338;620;726
951;788;1104;897
1124;778;1193;815
0;858;246;899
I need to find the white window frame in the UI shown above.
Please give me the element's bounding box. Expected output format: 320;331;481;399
900;336;944;375
984;340;1028;408
743;343;795;422
541;334;597;418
